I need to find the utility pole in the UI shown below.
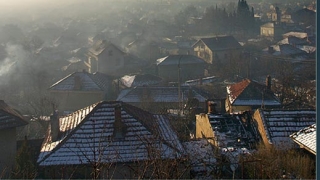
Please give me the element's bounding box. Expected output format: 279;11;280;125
178;55;182;115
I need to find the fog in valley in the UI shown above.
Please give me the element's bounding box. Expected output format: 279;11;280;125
0;0;315;115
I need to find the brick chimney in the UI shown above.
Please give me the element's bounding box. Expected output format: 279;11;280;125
50;110;60;142
266;75;271;90
207;101;217;114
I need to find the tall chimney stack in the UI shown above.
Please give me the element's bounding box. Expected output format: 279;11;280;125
50;110;60;142
266;75;271;90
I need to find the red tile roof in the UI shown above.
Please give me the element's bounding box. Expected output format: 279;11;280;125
227;79;281;106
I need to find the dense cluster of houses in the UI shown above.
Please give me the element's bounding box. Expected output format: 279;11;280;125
0;0;316;179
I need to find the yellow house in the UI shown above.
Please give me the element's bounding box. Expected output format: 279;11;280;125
253;109;316;149
192;35;242;65
260;22;284;40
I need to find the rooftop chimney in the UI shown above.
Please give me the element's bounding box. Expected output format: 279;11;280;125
50;110;60;142
207;101;217;114
266;75;271;90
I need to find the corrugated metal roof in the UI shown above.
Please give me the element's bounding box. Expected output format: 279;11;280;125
290;124;316;155
0;100;28;129
258;109;316;147
156;55;206;66
49;71;111;91
37;101;184;166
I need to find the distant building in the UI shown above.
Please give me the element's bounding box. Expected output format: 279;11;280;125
156;55;207;82
260;22;284;40
192;35;242;65
49;71;113;113
116;86;208;113
86;40;146;76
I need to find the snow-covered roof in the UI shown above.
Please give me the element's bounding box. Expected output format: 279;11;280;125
257;109;316;147
283;32;308;39
117;86;207;103
37;101;185;166
226;79;281;106
156;55;206;66
194;35;242;51
49;71;111;91
290;124;316;155
184;76;219;86
120;74;163;88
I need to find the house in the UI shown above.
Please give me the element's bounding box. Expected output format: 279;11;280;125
116;86;208;113
253;109;316;149
290;124;316;155
118;74;164;89
195;105;258;148
86;40;146;76
260;22;284;40
195;106;257;178
37;101;188;179
225;77;281;113
49;71;113;113
262;44;312;62
192;35;242;65
0;100;28;175
156;55;207;82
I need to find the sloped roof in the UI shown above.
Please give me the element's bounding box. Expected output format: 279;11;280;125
290;124;316;155
156;55;206;66
49;71;111;91
261;22;274;28
0;100;28;129
37;101;184;166
277;36;309;45
282;32;308;39
120;74;163;88
194;35;242;51
88;40;126;56
116;86;207;103
257;109;316;146
227;79;281;106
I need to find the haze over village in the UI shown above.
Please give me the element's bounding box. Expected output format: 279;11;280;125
0;0;316;179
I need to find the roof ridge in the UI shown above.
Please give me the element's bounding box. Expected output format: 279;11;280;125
49;72;76;89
